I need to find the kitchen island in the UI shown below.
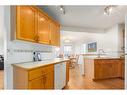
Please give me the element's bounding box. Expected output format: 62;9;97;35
12;58;70;89
84;57;124;80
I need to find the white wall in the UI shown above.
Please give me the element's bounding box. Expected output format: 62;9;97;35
60;41;75;56
75;25;124;57
0;6;4;55
74;42;84;54
98;24;119;57
74;32;102;54
61;24;124;58
118;24;125;56
4;6;56;89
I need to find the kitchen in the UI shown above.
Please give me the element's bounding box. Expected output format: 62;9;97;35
2;5;126;89
0;6;4;89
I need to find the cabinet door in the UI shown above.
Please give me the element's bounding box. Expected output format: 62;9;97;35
121;60;124;79
95;62;112;79
109;61;119;77
37;12;51;44
50;22;60;46
94;60;120;79
16;6;38;42
66;62;69;84
56;26;60;46
28;77;45;89
44;72;54;89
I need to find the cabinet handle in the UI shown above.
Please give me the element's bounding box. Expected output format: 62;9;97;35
34;35;37;41
44;76;46;83
34;35;38;42
49;40;51;44
37;36;40;41
43;76;46;88
36;36;39;42
34;35;39;42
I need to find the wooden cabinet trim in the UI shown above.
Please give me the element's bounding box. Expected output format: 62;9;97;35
28;65;54;80
94;59;124;80
34;6;60;26
16;6;38;42
15;6;60;46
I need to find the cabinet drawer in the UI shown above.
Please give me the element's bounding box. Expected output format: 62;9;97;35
29;67;42;80
42;65;54;73
28;65;54;80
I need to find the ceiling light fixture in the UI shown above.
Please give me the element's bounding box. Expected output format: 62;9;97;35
104;5;113;15
59;5;65;15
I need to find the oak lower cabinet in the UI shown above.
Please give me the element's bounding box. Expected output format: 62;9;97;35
13;61;69;89
94;59;123;80
120;59;124;79
66;61;69;84
13;64;54;89
44;71;54;89
84;58;124;80
29;71;54;89
29;77;44;89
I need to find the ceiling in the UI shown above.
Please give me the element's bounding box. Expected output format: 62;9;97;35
61;31;103;43
38;5;127;30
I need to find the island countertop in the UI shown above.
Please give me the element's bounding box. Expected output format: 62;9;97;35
12;58;70;70
84;57;124;60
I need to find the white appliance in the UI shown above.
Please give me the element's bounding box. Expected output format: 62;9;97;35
78;55;85;75
54;62;66;89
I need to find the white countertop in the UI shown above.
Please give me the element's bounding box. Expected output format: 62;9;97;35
84;56;123;60
12;58;69;70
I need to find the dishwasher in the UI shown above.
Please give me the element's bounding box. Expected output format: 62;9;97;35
54;62;66;89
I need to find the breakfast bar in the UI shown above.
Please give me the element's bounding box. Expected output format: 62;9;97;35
84;57;124;80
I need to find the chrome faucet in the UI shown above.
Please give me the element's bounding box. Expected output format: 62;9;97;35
33;51;42;62
98;49;105;58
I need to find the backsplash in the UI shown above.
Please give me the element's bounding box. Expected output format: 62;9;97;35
7;40;55;64
6;40;56;89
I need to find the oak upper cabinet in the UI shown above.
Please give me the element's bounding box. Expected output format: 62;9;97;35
50;21;60;46
56;25;60;46
16;6;60;46
16;6;38;42
37;11;51;44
